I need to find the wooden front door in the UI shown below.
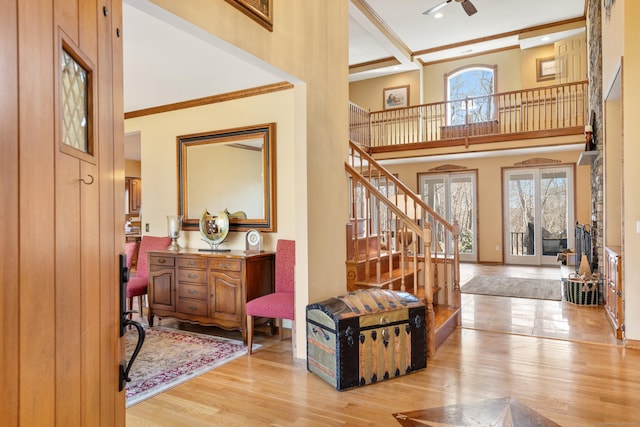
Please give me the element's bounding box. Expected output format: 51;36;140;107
1;1;125;425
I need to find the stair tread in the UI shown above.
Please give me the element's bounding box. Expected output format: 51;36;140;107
354;266;421;286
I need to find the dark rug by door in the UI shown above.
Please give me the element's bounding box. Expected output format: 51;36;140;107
461;275;562;301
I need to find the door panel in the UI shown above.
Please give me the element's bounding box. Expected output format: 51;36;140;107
504;167;573;266
555;33;587;84
420;172;477;262
6;0;125;425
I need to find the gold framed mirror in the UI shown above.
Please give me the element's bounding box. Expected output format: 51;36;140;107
178;123;276;232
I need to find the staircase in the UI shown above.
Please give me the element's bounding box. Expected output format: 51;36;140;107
345;141;461;357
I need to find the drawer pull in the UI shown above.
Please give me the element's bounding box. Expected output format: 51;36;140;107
188;306;198;312
188;261;196;266
158;259;166;264
187;289;197;295
188;273;198;279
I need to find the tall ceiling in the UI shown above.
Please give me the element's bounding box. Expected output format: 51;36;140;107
123;0;586;159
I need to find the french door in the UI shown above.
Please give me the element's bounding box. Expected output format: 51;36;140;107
503;166;574;265
419;171;477;262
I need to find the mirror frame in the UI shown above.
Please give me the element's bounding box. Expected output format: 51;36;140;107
177;122;276;232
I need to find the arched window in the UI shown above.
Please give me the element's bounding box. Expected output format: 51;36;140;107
446;65;496;125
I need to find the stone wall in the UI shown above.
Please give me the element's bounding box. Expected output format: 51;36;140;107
587;0;604;276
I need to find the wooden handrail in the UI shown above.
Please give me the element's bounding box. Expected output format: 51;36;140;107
346;140;461;356
357;80;588;149
349;142;453;234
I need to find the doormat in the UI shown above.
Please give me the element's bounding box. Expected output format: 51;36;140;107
461;275;562;301
125;326;250;407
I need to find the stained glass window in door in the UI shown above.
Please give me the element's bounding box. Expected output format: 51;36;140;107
61;49;90;153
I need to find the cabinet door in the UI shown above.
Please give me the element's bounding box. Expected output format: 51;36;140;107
150;268;175;312
126;177;142;214
209;270;242;324
605;248;623;339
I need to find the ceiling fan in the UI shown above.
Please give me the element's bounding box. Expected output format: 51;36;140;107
423;0;477;17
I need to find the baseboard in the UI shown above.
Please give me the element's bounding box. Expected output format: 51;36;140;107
625;338;640;350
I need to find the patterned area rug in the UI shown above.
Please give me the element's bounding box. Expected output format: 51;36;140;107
461;275;562;301
125;326;249;407
393;397;561;426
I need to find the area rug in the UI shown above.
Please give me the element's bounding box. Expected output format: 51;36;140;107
393;397;560;426
125;326;249;407
461;275;562;301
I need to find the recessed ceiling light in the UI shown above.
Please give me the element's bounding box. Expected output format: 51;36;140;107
434;12;443;19
542;36;550;42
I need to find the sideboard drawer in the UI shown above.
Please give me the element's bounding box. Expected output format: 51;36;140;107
209;259;242;272
178;257;207;269
177;298;208;316
177;269;207;283
178;284;208;300
150;255;175;267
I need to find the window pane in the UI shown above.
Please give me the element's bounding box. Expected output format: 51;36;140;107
508;173;536;256
541;171;568;256
447;67;495;125
61;49;89;153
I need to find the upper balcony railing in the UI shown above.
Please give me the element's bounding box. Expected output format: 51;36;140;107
350;80;588;150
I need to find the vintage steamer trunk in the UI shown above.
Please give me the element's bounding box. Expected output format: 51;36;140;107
306;289;426;391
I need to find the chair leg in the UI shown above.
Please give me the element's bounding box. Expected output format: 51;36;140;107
247;315;254;355
137;295;144;319
127;297;133;320
279;319;284;341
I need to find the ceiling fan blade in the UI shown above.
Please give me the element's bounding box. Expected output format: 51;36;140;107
460;0;477;16
423;0;452;15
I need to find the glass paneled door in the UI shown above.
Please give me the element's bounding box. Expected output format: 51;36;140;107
503;166;574;265
419;172;477;262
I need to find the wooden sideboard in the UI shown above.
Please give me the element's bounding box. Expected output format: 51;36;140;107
147;249;275;342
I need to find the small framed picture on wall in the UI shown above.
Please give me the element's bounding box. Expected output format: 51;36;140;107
536;57;556;82
383;85;409;109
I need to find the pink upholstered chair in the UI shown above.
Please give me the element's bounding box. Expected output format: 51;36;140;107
125;241;138;271
245;239;295;354
126;236;171;320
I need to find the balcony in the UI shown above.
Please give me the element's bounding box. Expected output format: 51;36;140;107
349;80;588;152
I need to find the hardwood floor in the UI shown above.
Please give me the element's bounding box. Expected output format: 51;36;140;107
126;264;635;426
459;263;620;346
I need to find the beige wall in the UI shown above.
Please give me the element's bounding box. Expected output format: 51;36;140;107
383;148;590;263
125;159;141;177
125;89;297;252
141;1;349;358
349;70;421;111
622;0;640;342
349;44;568;113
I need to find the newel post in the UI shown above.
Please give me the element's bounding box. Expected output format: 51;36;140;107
452;221;461;325
422;223;435;357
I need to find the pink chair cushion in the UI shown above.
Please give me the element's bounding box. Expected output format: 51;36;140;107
125;242;138;269
244;239;296;321
126;275;147;299
135;236;172;281
245;292;294;320
275;239;295;293
126;236;171;299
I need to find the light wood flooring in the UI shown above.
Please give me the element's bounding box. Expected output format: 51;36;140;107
126;264;635;426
